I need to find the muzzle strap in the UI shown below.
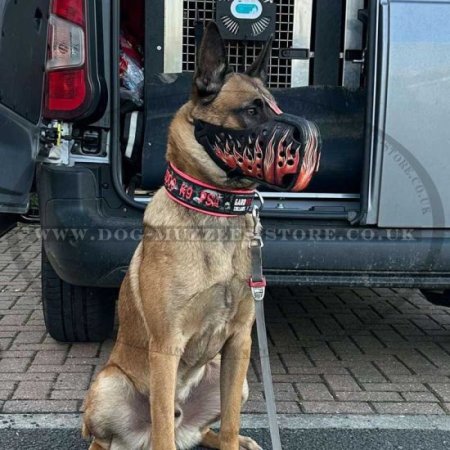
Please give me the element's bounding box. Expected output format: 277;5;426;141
164;163;255;217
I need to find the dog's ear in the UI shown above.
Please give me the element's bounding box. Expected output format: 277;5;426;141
193;22;229;103
245;39;272;84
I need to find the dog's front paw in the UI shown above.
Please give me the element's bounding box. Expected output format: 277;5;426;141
239;435;262;450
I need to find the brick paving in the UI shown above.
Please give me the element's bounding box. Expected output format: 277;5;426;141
3;224;450;415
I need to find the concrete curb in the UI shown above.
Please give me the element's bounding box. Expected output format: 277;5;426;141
2;414;450;431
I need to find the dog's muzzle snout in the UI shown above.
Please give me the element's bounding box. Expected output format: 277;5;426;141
194;113;321;192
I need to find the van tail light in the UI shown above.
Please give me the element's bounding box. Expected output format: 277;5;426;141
46;70;87;112
51;0;85;26
46;15;85;70
44;0;91;119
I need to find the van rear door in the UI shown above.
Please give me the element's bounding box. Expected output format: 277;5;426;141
371;0;450;228
0;0;50;213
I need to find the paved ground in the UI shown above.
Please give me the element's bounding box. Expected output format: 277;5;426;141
3;224;450;417
4;414;450;449
4;428;450;450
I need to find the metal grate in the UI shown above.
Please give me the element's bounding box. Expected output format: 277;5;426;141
182;0;294;88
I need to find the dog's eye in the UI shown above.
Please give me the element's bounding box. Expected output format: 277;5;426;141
246;108;258;116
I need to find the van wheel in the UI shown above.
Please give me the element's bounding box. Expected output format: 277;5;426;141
41;248;117;343
420;289;450;307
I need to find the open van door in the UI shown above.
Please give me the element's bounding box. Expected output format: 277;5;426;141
0;0;50;213
370;0;450;228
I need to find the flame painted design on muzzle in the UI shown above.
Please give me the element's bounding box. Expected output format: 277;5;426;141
194;114;321;192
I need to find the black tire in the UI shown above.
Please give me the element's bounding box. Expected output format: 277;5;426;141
42;248;117;342
420;289;450;307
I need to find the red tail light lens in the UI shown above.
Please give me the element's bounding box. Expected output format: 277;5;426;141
45;70;87;112
51;0;85;27
44;0;90;119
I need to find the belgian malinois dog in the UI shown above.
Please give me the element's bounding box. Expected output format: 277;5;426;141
83;21;320;450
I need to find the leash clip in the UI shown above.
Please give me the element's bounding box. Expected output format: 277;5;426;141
250;202;264;248
250;234;264;249
254;191;265;211
249;277;266;302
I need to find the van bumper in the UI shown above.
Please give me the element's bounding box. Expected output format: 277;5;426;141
38;164;450;288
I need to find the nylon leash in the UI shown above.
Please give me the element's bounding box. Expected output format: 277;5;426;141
249;199;282;450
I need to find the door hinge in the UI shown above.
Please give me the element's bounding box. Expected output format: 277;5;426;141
40;122;103;155
39;121;73;164
40;121;73;154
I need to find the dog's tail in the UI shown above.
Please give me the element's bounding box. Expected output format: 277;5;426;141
82;420;112;450
82;421;92;440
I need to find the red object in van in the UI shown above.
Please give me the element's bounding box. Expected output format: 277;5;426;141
121;0;145;49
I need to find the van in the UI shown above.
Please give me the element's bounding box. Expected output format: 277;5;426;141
1;0;450;342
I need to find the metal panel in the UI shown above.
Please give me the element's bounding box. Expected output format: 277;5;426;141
0;0;50;124
0;0;49;213
146;0;165;74
363;0;383;225
164;1;364;87
270;0;295;87
0;104;39;213
164;0;184;73
312;0;344;85
342;0;365;89
377;0;450;228
179;0;296;88
291;0;313;87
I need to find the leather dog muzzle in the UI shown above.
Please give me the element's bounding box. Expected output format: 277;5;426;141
194;114;321;192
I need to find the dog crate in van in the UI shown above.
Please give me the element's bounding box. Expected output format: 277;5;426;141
134;0;368;222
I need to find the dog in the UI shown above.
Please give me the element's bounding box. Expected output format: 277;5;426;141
82;21;320;450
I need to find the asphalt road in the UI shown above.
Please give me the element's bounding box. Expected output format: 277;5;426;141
1;428;449;450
